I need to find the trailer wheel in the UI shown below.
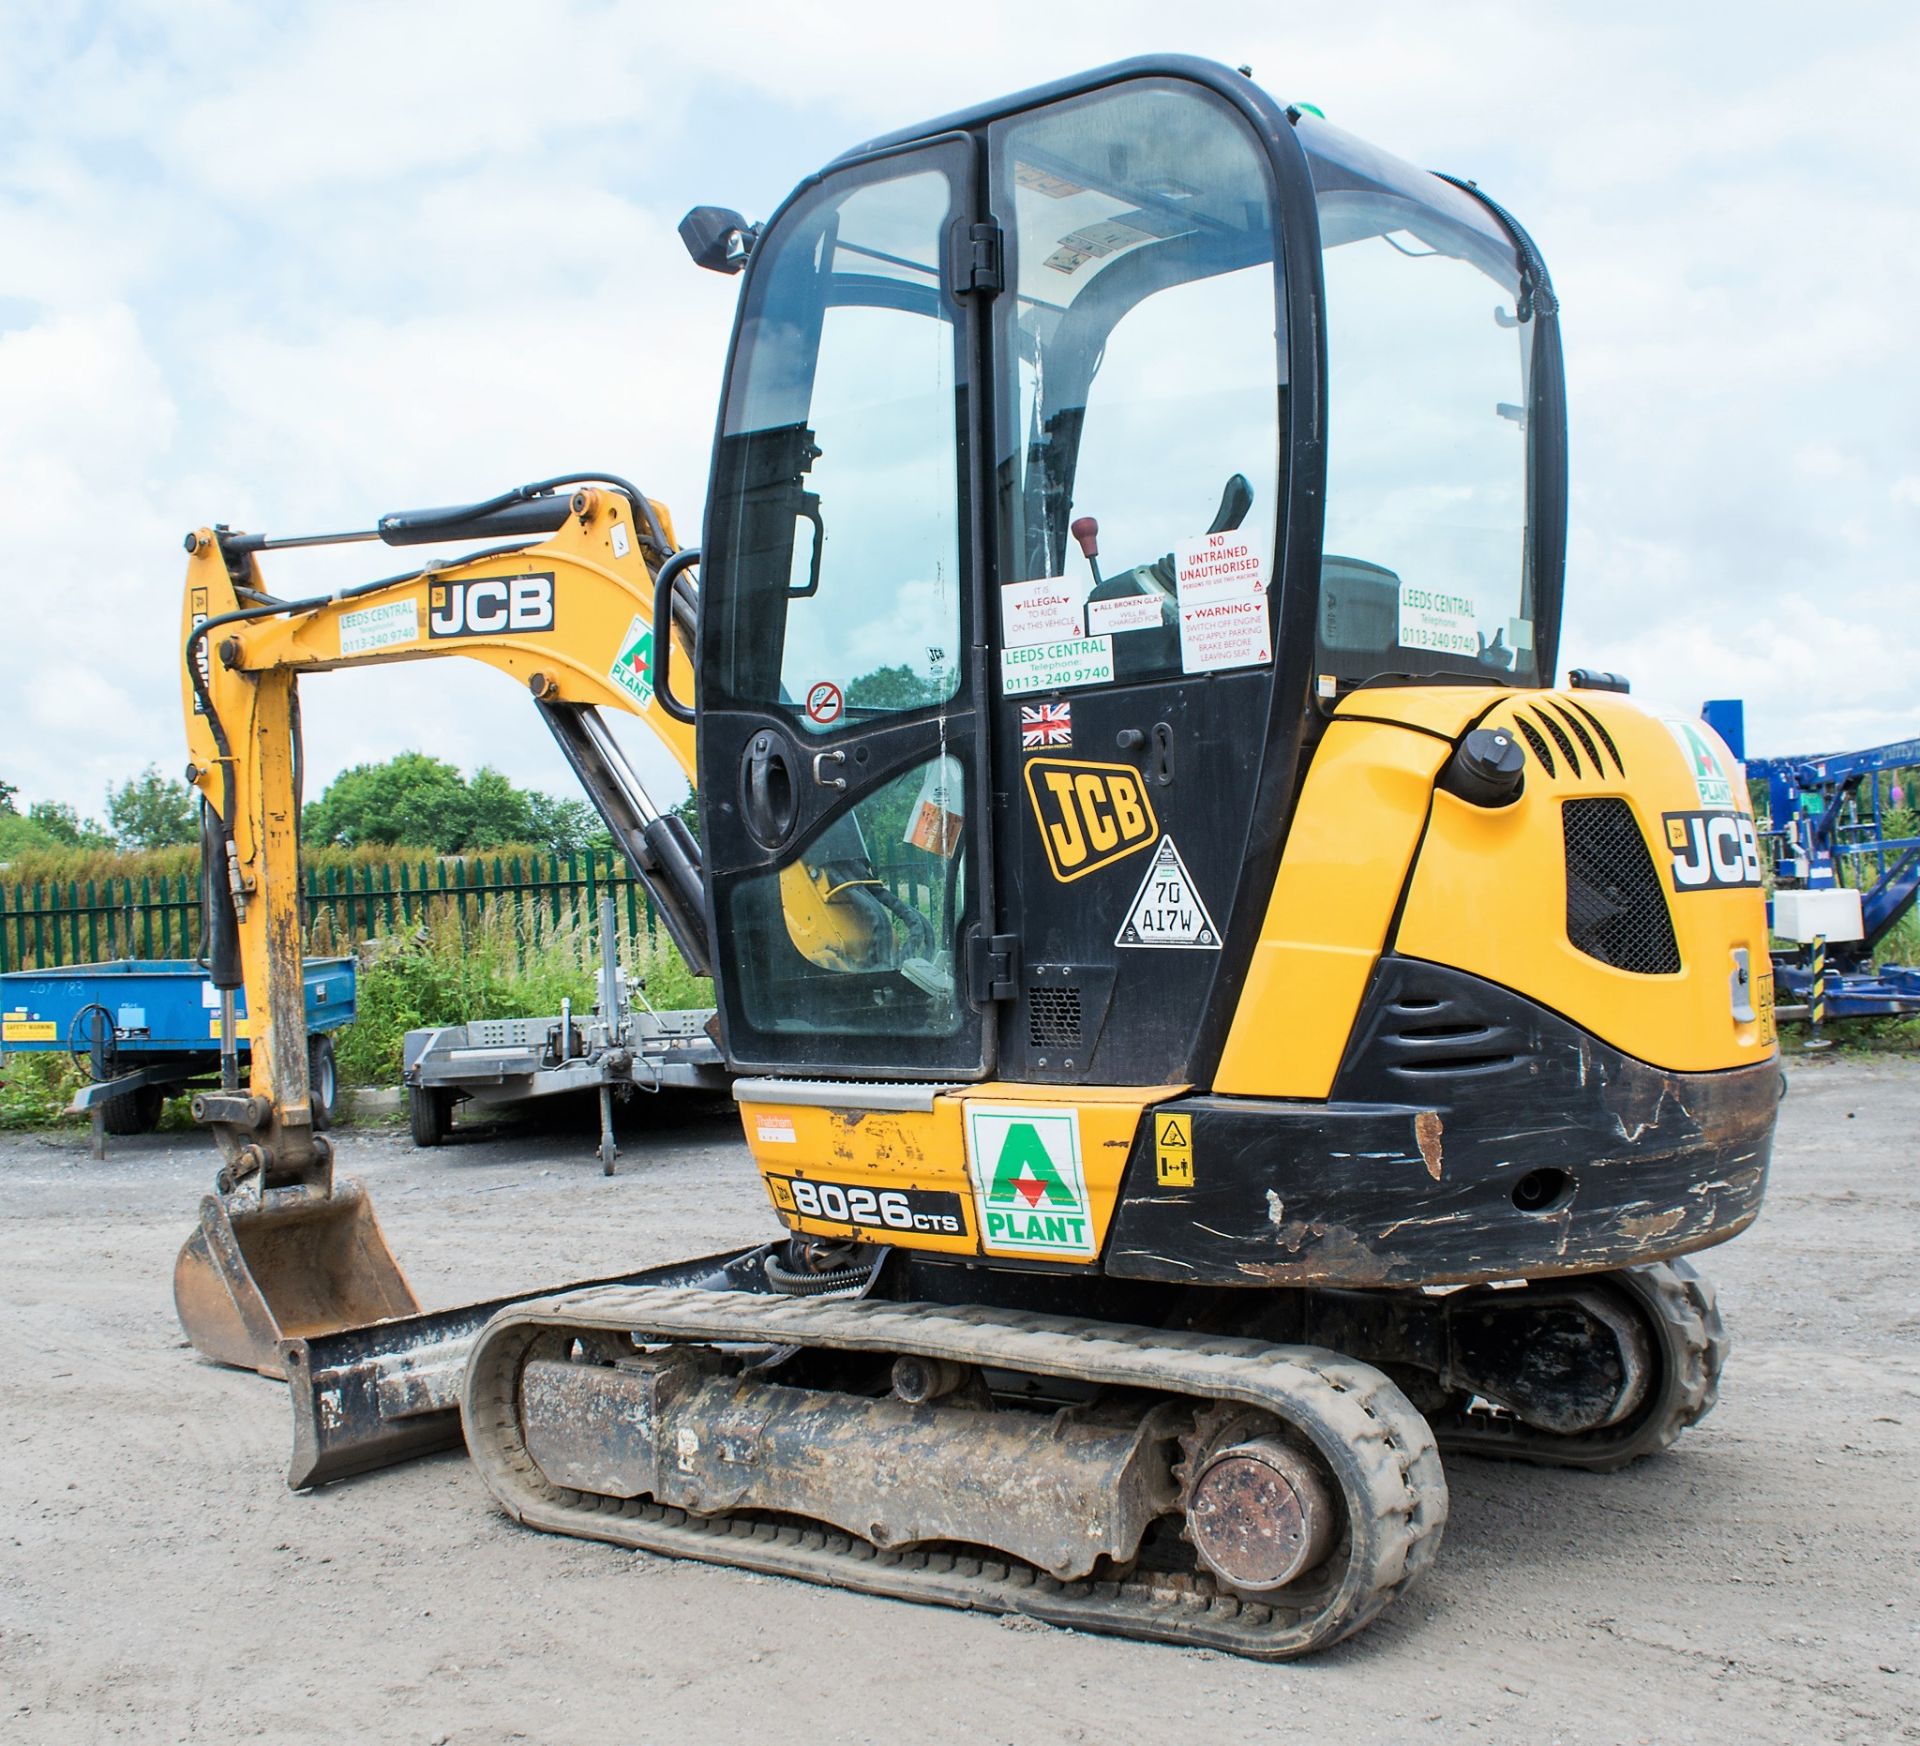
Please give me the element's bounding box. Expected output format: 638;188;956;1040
308;1034;339;1131
408;1085;452;1147
100;1085;165;1136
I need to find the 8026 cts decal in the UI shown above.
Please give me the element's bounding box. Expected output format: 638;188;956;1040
766;1175;967;1236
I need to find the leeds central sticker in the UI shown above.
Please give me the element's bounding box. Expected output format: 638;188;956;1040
1023;757;1157;882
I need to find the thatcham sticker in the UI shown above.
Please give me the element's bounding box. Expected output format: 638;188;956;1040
965;1106;1096;1257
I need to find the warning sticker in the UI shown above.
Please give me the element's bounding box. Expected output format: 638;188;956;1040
1116;836;1221;949
609;613;655;709
1155;1111;1194;1188
610;520;631;560
1014;164;1087;199
1663;718;1738;810
965;1106;1095;1257
804;681;843;725
1398;583;1478;657
1001;636;1114;696
339;599;419;657
2;1017;56;1043
1175;532;1271;673
754;1115;798;1146
1087;593;1164;636
1001;576;1086;647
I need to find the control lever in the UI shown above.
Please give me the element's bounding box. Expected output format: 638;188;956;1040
1070;516;1104;588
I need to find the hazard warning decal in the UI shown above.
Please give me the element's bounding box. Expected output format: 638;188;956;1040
1116;836;1220;949
1154;1110;1193;1187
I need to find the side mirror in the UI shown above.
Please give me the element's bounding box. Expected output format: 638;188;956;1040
679;205;757;275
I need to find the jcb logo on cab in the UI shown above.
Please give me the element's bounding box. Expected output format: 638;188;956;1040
428;574;556;639
1023;757;1157;882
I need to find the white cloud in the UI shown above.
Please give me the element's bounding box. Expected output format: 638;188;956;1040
2;0;1917;826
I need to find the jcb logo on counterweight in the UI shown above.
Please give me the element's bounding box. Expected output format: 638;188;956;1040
428;574;555;638
1023;757;1158;882
1663;810;1763;892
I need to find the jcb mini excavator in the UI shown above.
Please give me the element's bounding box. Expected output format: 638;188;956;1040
172;56;1778;1657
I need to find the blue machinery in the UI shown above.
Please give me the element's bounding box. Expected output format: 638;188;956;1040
1703;699;1920;1022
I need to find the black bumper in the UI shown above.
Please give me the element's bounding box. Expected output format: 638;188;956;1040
1104;958;1779;1289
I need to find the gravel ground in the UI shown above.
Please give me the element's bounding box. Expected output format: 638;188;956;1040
2;1058;1917;1745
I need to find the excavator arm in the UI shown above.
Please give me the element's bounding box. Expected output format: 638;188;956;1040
174;477;711;1371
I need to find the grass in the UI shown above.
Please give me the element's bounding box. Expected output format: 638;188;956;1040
332;903;711;1087
0;902;711;1127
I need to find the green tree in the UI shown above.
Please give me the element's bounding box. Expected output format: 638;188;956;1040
306;753;472;851
28;800;111;848
107;766;197;849
0;777;16;813
527;791;599;856
463;766;533;849
846;663;945;711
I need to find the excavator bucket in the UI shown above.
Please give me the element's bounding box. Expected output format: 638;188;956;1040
173;1179;420;1378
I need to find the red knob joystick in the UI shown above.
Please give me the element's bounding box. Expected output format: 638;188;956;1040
1069;516;1100;559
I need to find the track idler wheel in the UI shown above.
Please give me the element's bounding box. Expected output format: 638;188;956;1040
1186;1434;1337;1593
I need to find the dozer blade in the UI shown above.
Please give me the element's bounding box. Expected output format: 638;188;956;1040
279;1246;768;1489
173;1178;420;1379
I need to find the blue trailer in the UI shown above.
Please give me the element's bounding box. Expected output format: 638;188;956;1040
0;957;354;1138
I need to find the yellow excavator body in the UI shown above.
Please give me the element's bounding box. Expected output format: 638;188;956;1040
163;55;1779;1658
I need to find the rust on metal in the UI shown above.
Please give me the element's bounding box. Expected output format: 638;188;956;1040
173;1180;420;1377
1186;1436;1335;1592
517;1351;1180;1581
1414;1110;1444;1181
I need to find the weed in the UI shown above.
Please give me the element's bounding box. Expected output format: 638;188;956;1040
333;903;711;1086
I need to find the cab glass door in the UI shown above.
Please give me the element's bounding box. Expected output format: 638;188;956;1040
698;140;989;1077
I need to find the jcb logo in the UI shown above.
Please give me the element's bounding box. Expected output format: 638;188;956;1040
428;574;555;638
1023;757;1157;882
1664;810;1763;892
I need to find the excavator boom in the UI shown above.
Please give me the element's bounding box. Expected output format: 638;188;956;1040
174;478;707;1374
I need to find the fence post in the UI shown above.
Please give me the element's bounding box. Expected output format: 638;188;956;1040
0;882;10;973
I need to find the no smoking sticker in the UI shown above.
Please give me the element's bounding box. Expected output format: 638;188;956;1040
804;681;843;724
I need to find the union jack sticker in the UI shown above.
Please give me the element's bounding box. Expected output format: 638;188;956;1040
1020;701;1072;749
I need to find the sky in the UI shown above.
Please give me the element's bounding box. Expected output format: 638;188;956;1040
3;0;1916;820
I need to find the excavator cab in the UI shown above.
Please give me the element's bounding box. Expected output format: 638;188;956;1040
695;59;1562;1089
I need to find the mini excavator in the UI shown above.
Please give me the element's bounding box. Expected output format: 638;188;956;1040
172;57;1779;1657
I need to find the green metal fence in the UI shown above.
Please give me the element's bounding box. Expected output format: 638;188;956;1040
0;853;666;973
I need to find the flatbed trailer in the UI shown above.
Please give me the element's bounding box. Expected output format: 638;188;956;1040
400;894;727;1171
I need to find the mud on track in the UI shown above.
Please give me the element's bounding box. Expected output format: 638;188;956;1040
2;1063;1916;1744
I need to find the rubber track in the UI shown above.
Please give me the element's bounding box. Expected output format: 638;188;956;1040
463;1285;1449;1658
1433;1259;1728;1472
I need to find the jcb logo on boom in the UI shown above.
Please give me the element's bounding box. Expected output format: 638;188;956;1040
1023;757;1158;882
427;574;556;639
1664;810;1763;892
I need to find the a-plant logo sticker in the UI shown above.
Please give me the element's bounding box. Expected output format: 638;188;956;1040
964;1106;1096;1257
1022;757;1157;882
427;574;555;638
610;614;655;708
1662;718;1736;810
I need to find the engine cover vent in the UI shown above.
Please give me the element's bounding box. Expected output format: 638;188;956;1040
1563;799;1681;975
